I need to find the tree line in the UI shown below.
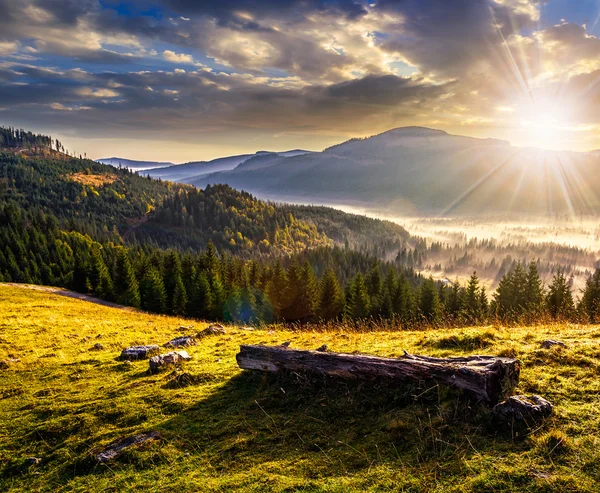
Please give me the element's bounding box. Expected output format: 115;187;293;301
3;202;600;326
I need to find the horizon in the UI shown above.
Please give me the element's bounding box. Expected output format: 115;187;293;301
3;1;600;161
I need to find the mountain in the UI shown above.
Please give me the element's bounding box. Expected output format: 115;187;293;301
97;157;174;170
144;149;311;183
185;127;600;216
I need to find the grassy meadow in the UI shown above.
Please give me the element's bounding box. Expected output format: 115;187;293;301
1;284;600;492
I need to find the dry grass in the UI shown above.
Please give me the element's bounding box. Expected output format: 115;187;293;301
1;284;600;492
68;172;117;187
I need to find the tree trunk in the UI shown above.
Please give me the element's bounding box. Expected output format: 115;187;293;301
236;345;520;404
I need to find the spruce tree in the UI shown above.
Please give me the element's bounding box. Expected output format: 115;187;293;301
171;274;188;316
140;267;167;313
419;277;441;323
546;269;574;320
191;271;213;319
319;268;344;320
525;261;544;313
446;279;463;321
347;273;370;320
581;269;600;322
281;260;301;321
464;272;481;323
114;248;140;308
267;260;287;319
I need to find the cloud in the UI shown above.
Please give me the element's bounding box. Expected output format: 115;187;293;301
163;49;202;65
0;41;19;55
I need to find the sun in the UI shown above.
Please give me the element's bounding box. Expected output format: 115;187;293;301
516;101;571;150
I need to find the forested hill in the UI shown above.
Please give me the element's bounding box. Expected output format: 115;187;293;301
0;131;410;256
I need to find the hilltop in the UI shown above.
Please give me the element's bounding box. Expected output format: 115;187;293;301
172;126;600;216
0;284;598;492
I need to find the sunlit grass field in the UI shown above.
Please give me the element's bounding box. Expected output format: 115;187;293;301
1;284;600;492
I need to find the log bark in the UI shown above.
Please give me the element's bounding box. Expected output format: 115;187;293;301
236;345;520;404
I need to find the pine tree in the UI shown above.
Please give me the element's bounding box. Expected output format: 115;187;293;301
191;271;213;319
419;277;441;323
171;274;188;316
238;287;258;324
346;273;370;320
267;260;287;319
546;269;574;320
463;272;481;323
114;248;140;308
223;287;242;323
525;261;544;313
296;261;318;322
581;268;600;322
140;267;167;313
446;279;463;321
281;260;301;321
318;268;344;320
210;275;227;320
90;247;114;300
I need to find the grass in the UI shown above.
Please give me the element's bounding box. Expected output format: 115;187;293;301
1;285;600;492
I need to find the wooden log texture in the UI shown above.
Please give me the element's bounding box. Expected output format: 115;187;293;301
236;345;520;404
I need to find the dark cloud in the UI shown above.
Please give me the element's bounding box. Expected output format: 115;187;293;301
377;0;538;77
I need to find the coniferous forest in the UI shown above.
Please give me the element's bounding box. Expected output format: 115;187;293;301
2;127;600;327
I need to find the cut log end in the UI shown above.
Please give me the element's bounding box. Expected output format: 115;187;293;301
236;345;520;404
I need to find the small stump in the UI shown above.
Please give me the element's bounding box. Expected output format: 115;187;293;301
493;395;553;422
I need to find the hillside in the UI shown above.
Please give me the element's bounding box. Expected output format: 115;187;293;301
0;284;597;492
187;127;600;216
0;145;407;254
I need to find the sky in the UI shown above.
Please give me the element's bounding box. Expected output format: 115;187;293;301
3;0;600;161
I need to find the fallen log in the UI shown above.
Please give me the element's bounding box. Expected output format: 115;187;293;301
236;345;520;404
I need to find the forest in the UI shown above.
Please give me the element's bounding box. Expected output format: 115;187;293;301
2;127;600;327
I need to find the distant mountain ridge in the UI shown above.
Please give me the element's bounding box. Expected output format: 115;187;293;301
185;126;600;216
98;149;312;182
97;157;174;170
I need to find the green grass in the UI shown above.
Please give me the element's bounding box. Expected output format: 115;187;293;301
1;285;599;492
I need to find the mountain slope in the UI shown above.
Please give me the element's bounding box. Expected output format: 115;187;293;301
0;128;408;255
190;127;600;216
145;150;311;183
97;157;174;170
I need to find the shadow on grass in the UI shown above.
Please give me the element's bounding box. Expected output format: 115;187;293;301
153;371;525;477
2;371;544;485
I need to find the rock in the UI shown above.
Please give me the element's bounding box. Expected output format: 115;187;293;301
541;340;567;349
90;343;104;351
25;457;42;466
178;325;194;332
149;351;191;373
197;325;226;337
120;345;160;361
316;344;328;352
280;341;291;348
493;395;553;422
240;326;254;331
95;431;160;463
164;335;195;348
0;357;20;369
